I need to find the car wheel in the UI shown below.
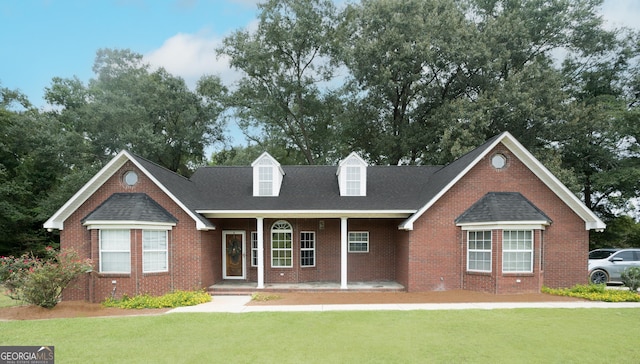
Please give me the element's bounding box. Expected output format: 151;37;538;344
590;269;609;284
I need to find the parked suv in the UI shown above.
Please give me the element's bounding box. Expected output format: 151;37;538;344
588;248;640;284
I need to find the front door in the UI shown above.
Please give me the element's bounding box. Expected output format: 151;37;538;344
223;231;245;279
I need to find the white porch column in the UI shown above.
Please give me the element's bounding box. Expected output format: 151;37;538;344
340;217;348;289
256;217;265;289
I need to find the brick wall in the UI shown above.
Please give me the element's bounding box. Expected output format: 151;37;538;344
60;143;589;300
61;161;209;302
406;144;588;293
213;218;398;284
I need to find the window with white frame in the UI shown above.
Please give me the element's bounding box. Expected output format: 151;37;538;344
100;230;131;273
467;231;492;272
502;230;533;273
348;231;369;253
258;166;273;196
142;230;168;273
338;153;367;196
300;231;315;267
251;231;258;267
346;166;361;196
271;220;293;267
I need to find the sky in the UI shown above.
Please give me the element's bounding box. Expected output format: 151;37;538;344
1;0;640;143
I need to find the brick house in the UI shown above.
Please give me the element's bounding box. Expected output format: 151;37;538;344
44;132;605;302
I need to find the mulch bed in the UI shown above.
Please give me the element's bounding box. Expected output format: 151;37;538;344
0;290;582;320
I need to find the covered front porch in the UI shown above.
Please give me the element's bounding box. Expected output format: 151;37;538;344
209;281;405;295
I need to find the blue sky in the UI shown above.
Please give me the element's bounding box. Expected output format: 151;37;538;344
1;0;639;112
1;0;258;107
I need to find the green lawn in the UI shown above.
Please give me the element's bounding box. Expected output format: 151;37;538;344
1;309;639;363
0;292;24;308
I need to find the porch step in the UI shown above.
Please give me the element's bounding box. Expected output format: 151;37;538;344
208;281;405;296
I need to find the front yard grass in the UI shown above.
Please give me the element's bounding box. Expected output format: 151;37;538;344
0;291;24;308
1;309;639;363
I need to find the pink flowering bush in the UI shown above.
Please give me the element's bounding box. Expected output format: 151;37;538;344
0;247;93;308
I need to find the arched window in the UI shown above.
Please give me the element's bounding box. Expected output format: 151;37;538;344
271;220;293;268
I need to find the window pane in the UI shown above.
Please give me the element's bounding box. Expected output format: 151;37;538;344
101;230;130;250
467;230;491;272
100;230;130;273
271;220;293;267
503;230;533;273
101;252;131;272
300;232;315;267
143;230;167;273
143;230;167;250
251;232;258;267
259;166;273;195
348;232;369;253
346;166;361;195
143;252;167;272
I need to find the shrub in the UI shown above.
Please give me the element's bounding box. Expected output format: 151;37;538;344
621;267;640;292
102;290;211;309
542;284;640;302
251;293;282;302
0;248;93;308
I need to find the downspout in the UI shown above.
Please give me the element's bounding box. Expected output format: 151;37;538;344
170;229;175;292
460;229;464;290
539;230;544;292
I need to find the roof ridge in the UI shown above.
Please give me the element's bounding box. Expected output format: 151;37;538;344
127;151;193;183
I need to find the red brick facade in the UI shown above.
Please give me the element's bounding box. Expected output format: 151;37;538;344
59;141;593;302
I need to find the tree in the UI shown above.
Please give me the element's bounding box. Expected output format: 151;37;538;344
45;49;227;175
558;27;640;217
218;0;342;165
0;86;66;255
338;0;476;165
337;0;611;165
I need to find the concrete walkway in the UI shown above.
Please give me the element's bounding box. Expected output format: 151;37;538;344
167;295;640;314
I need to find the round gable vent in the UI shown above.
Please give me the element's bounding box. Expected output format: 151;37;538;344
491;154;507;169
123;171;139;186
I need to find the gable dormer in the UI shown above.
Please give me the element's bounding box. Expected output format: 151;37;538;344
337;152;367;196
251;152;285;197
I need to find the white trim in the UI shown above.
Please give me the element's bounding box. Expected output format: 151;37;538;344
458;222;549;231
300;231;316;267
197;210;415;219
337;152;367;196
270;220;293;268
222;231;246;279
44;151;130;230
256;218;265;289
347;231;370;253
84;221;175;230
502;229;534;273
99;229;131;274
466;230;492;273
252;152;285;197
250;231;258;267
399;132;605;231
142;229;169;273
43;150;213;231
340;218;348;289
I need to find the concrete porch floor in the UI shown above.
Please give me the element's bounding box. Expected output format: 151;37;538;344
209;281;405;294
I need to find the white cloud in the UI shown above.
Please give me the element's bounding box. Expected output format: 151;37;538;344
144;29;243;89
601;0;640;30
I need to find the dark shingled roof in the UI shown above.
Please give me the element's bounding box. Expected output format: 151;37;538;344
455;192;552;224
188;165;442;211
121;134;508;217
120;133;546;224
83;193;178;224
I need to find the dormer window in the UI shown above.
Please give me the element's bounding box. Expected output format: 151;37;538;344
338;152;367;196
252;152;284;197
